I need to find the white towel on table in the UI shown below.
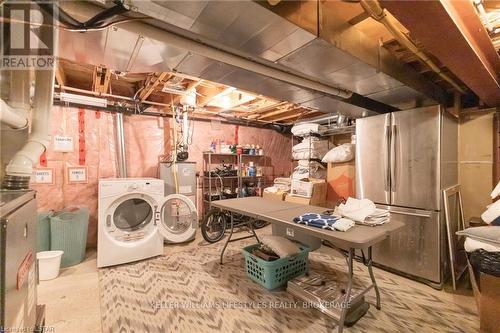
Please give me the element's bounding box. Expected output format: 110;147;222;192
338;197;389;225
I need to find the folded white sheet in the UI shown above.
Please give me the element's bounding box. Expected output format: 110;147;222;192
481;199;500;224
291;123;326;137
337;197;390;225
464;237;500;252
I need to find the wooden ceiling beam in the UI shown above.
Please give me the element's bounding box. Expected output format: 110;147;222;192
139;72;170;102
92;65;112;94
257;106;297;119
55;63;67;86
246;101;288;118
198;86;233;107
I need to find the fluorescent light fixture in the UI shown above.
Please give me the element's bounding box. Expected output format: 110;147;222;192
59;92;108;108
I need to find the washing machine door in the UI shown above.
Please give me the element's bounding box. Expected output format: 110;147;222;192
156;194;197;243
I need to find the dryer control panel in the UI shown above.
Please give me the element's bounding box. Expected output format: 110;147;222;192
99;178;164;196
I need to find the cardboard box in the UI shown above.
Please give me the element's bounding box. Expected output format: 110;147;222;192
263;190;287;201
326;161;355;207
286;180;326;206
468;260;500;333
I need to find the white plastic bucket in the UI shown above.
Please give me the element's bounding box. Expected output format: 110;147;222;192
37;251;64;280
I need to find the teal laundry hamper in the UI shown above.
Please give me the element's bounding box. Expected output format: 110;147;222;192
242;243;310;290
37;212;52;252
49;208;89;268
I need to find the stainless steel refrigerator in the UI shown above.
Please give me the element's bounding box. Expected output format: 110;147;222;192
355;105;458;287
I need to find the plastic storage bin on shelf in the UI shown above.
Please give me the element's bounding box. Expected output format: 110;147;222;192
37;211;52;252
242;243;309;290
49;208;89;268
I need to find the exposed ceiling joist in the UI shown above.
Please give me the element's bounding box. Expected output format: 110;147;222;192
381;0;500;106
139;72;170;102
258;106;298;119
55;64;67;86
271;110;314;122
92;65;111;94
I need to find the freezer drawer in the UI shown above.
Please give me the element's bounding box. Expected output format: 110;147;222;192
371;205;441;284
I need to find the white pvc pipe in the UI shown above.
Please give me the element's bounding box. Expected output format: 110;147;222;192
5;67;55;177
0;69;30;129
0;99;28;129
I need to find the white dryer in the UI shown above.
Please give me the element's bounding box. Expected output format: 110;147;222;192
97;178;197;268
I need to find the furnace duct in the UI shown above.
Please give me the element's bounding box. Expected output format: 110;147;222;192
2;22;57;189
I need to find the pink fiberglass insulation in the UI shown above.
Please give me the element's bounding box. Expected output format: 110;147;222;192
33;107;292;246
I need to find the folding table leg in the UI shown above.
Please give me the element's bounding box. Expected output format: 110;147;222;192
338;248;354;333
248;218;260;243
220;212;234;265
367;246;381;310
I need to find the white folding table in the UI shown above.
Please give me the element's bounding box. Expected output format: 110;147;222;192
211;197;404;333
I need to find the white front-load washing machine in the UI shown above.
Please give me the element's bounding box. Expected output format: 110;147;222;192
98;178;197;268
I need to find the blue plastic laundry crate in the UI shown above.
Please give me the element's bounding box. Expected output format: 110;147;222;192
49;208;89;268
242;243;309;290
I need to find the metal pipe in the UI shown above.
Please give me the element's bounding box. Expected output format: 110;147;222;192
115;113;127;178
295;114;339;125
53;85;287;125
360;0;467;94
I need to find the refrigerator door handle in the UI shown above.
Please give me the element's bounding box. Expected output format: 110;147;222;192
390;210;432;218
390;124;397;193
384;124;391;192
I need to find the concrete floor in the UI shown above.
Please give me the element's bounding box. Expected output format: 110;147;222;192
38;226;477;333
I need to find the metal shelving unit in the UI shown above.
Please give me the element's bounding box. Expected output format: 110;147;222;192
202;152;265;217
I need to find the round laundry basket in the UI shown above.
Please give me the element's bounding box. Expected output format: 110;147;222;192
49;208;89;268
37;251;64;280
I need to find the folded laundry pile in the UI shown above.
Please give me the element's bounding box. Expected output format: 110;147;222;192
337;197;389;226
292;138;329;160
293;213;355;232
292;161;326;180
274;177;291;191
291;123;327;137
264;178;292;194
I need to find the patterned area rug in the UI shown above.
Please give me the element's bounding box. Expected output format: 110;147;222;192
98;242;478;333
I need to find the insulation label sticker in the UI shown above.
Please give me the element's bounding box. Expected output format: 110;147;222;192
32;168;54;185
54;135;74;152
67;166;88;184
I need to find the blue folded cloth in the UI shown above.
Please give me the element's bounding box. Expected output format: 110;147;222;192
293;213;340;231
492;216;500;226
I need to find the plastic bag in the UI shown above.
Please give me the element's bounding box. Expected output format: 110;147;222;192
322;143;354;163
